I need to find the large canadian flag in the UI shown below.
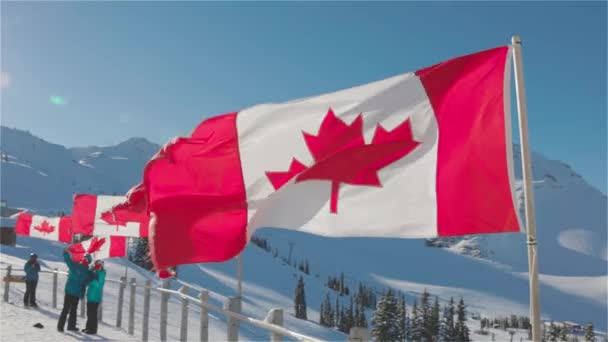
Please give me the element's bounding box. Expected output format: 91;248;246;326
68;236;127;262
144;46;522;269
72;193;149;238
15;213;72;243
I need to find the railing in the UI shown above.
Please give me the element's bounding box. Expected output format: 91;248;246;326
1;265;369;341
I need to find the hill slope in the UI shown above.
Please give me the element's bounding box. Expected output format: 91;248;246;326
0;126;606;332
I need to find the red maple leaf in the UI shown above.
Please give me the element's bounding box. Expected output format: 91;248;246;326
100;210;128;232
86;237;106;254
33;220;56;234
266;108;421;213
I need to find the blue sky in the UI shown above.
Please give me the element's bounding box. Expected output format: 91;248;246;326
1;2;606;192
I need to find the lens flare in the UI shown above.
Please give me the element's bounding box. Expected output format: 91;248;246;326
49;95;66;106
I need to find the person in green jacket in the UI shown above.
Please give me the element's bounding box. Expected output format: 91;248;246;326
83;260;106;334
23;252;41;308
57;248;93;332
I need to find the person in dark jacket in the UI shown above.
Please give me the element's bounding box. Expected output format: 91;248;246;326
23;253;41;308
83;260;106;334
57;248;93;332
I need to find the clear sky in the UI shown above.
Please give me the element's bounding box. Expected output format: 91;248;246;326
1;2;606;192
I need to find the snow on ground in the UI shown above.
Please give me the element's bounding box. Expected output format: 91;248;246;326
1;298;138;342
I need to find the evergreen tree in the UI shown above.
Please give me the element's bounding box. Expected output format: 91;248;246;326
335;297;341;326
429;296;440;340
371;289;400;342
548;321;559;342
411;299;423;342
355;301;368;328
397;294;407;342
439;297;456;342
454;297;470;342
340;272;345;295
294;276;307;319
417;289;432;341
320;301;326;326
584;323;595;342
131;237;152;270
559;324;568;341
338;297;355;333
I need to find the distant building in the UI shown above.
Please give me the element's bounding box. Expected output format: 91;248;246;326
0;199;23;246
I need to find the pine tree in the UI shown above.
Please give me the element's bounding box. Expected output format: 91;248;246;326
340;272;345;295
411;299;423;342
584;322;595;342
131;237;152;270
326;294;335;327
397;294;407;342
371;289;400;342
559;324;568;341
548;321;559;342
335;297;341;326
294;276;307;319
420;289;431;341
320;301;326;326
439;297;456;342
455;297;470;342
429;296;440;340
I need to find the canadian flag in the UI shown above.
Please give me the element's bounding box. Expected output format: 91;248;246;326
144;46;522;269
15;213;72;243
68;236;127;261
72;192;149;238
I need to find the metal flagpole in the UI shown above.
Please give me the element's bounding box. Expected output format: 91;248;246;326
237;254;243;298
124;237;129;280
511;34;541;341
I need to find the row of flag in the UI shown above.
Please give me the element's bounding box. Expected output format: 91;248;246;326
16;45;523;274
15;192;148;261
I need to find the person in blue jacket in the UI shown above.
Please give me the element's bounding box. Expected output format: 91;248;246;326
57;248;93;332
23;253;41;308
83;260;106;334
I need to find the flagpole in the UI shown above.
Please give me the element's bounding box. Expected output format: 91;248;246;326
124;237;129;281
237;253;243;298
511;34;541;341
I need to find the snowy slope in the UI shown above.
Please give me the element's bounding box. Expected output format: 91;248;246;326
0;126;606;334
2;236;547;342
0;127;159;212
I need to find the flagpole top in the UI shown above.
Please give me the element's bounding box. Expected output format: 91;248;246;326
511;35;522;45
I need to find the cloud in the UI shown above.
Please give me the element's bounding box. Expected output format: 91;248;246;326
0;72;11;88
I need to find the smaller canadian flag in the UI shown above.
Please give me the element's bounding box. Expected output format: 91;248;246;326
72;192;149;238
68;236;127;261
15;213;72;243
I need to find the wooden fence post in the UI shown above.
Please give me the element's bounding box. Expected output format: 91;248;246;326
3;265;11;302
199;290;209;342
179;286;189;342
116;276;126;328
52;268;58;309
265;308;284;342
225;296;241;342
160;279;170;342
128;277;136;335
142;280;151;342
348;327;370;342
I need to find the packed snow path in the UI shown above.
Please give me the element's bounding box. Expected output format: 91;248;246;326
1;294;138;342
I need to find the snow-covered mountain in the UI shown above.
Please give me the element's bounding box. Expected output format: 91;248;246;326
1;125;606;333
0;127;159;212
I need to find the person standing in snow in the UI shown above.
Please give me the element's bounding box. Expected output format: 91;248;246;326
83;260;106;335
23;252;40;308
57;248;93;332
